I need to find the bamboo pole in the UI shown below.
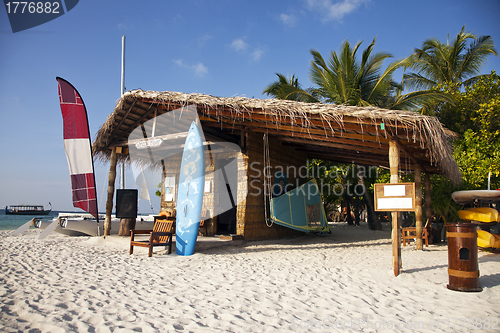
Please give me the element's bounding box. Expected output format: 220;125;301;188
104;147;118;236
389;140;401;276
415;164;423;250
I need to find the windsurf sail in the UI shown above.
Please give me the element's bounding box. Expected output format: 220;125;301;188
56;77;99;226
270;179;330;234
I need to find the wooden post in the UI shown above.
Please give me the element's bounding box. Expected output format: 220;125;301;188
104;147;118;236
389;140;401;276
414;165;423;250
425;173;432;222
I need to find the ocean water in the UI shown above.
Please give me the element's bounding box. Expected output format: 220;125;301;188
0;209;59;230
0;210;157;230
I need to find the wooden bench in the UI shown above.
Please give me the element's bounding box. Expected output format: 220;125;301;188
130;218;174;257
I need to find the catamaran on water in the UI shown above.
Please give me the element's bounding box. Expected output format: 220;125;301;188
5;203;52;215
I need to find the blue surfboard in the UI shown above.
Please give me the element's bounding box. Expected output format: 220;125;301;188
175;122;205;255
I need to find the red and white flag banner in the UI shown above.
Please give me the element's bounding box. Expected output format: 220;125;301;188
56;77;99;221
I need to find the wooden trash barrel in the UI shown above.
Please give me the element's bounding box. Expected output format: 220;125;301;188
446;223;482;292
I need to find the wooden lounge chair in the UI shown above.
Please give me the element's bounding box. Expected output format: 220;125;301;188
130;218;174;257
402;219;432;247
154;214;176;234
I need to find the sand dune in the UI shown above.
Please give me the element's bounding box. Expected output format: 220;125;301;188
1;224;499;332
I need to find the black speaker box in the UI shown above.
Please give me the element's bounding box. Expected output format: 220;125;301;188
116;189;138;218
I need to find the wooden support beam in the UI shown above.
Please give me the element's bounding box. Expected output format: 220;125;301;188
240;127;247;153
389;140;401;276
201;115;391;145
104;147;117;236
199;115;431;166
425;173;432;222
278;136;387;154
108;105;157;149
415;164;424;250
199;108;391;136
203;121;389;154
109;99;137;141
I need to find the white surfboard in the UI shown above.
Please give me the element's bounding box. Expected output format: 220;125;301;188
175;122;205;256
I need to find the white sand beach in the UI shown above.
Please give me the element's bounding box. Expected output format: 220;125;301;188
1;224;499;332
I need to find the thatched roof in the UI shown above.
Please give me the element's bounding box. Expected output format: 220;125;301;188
93;89;461;183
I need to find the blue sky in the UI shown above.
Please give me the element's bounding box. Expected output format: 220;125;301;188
1;0;499;212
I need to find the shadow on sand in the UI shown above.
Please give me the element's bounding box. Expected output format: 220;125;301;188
196;223;394;254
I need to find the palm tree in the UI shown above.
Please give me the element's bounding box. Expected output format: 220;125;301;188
404;25;497;91
265;38;452;110
263;73;318;102
309;37;398;106
309;38;453;110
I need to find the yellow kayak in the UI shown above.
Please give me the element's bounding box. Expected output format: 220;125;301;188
458;207;500;223
477;230;500;249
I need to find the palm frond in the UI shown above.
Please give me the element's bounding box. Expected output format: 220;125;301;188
263;73;319;103
390;90;455;111
403;73;438;91
458;35;498;80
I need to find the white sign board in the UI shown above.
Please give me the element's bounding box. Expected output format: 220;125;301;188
374;183;415;212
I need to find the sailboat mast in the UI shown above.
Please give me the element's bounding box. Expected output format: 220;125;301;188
120;35;126;189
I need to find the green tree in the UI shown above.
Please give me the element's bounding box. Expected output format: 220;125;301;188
308;38;393;106
422;74;500;228
436;71;500;137
454;130;500;190
404;25;497;92
399;27;498;239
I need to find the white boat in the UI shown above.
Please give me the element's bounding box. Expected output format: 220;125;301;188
451;190;500;205
35;214;156;236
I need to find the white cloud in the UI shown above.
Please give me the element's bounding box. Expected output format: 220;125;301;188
251;48;265;61
173;59;184;67
279;13;298;27
193;62;208;76
173;59;208;77
198;34;213;47
230;38;249;52
229;38;266;61
303;0;369;22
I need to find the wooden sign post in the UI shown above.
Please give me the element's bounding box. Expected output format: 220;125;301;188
374;181;416;277
388;140;401;276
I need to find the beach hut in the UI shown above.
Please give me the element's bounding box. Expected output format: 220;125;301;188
93;90;460;273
